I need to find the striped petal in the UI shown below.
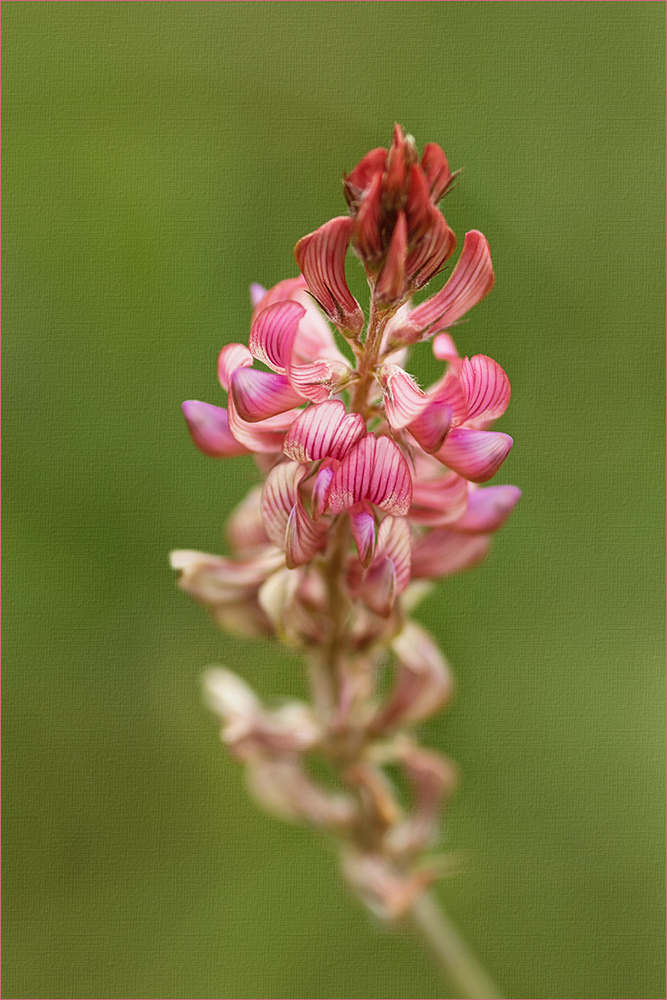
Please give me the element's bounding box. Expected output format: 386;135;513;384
411;529;490;579
405;208;457;290
377;364;429;430
407;400;452;453
227;391;299;453
343;146;388;206
294;217;364;336
248;300;305;373
349;502;376;567
252;276;347;367
287;358;351;403
358;556;396;618
311;458;338;521
409;471;469;526
283;400;365;463
217;343;253;391
231;368;304;422
261;461;326;567
284;501;327;569
435;427;513;483
452;484;521;534
326;434;413;516
409;230;494;332
459;354;511;426
182;401;250;458
428;369;468;426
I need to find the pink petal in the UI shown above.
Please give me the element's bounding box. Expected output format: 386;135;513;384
250;275;306;318
375;516;411;593
311;458;338;521
427;369;468;426
420;143;453;202
252;276;347;367
231;368;304;422
349;502;376;567
459;354;511;426
171;547;284;604
217;343;253;391
410;529;490;579
405;208;457;290
377;364;429;430
283;400;365;464
435;427;513;483
262;462;326;566
293;217;364;336
409;230;494;331
432;332;460;364
327;434;413;515
452;484;521;533
287;358;350;404
409;471;469;526
376;210;407;304
358;555;396;618
227;392;299;454
248;300;305;374
182;401;250;458
407;400;452;453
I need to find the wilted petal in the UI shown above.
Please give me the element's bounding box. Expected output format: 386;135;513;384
248;300;305;373
411;529;490;579
377;364;429;430
459;354;511;426
452;484;521;533
231;368;304;422
342;850;437;921
407;400;452;453
217;343;253;390
248;759;356;829
170;547;284;606
327;434;413;515
294;216;364;336
409;471;469;526
182;400;250;458
376;210;407;304
405;209;457;290
283;399;365;463
373;621;453;731
420;142;453;201
436;427;513;483
225;486;271;553
409;230;494;331
385;746;458;856
349;502;376;567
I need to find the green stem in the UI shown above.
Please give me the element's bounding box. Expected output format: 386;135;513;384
409;892;503;999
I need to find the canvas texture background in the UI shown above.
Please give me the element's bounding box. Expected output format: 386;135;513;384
4;3;665;998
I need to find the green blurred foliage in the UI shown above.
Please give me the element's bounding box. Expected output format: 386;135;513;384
3;4;664;998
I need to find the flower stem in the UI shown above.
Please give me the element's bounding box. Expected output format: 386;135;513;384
409;892;503;999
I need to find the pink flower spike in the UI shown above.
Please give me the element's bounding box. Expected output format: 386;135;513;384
249;283;266;308
231;368;305;422
349;502;376;567
409;230;494;332
182;401;250;458
459;354;511;426
293;217;364;337
376;210;408;305
452;484;521;534
405;209;457;290
436;427;513;483
327;434;413;516
407;401;452;454
411;529;490;579
283;400;365;464
420;143;453;202
249;300;306;374
218;343;253;391
377;364;429;431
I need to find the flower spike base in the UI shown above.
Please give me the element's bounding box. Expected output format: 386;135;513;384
173;126;517;998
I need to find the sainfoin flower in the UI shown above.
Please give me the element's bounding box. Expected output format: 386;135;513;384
173;127;518;992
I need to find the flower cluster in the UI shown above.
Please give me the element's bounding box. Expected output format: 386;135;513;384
173;126;519;922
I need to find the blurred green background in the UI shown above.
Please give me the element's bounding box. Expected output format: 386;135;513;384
4;4;664;998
